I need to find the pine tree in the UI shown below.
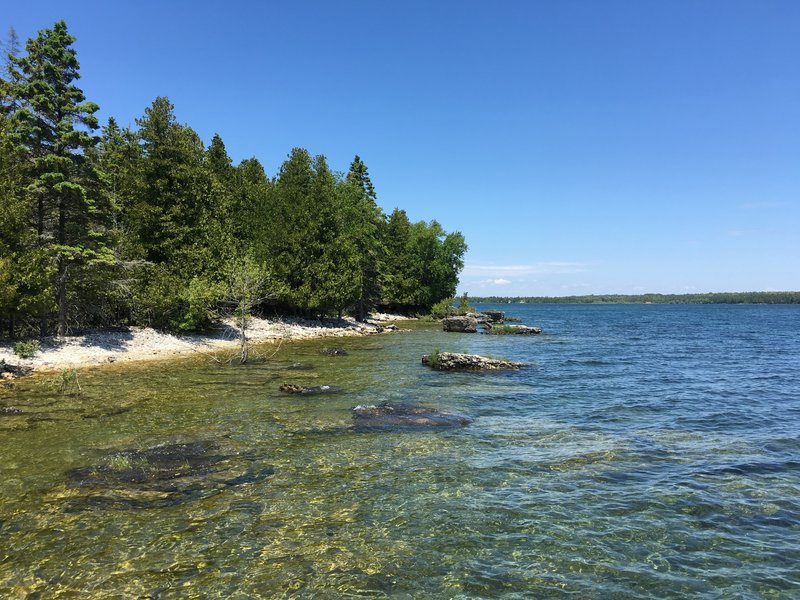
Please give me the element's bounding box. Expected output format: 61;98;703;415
344;155;385;321
5;21;110;336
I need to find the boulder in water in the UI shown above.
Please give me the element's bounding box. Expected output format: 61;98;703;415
482;310;505;323
422;351;524;371
442;316;478;333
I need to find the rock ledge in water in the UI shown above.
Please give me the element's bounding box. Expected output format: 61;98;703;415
422;352;524;371
442;316;478;333
485;324;542;335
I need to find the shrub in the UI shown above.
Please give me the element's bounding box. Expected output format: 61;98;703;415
14;339;40;359
429;298;456;319
456;292;475;315
429;348;441;368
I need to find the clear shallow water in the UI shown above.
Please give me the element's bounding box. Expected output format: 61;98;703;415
1;304;799;598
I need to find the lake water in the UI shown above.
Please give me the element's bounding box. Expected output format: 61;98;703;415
1;304;799;598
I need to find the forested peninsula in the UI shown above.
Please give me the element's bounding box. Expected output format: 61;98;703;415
473;292;800;305
0;22;467;341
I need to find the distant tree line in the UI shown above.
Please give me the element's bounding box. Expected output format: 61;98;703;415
472;292;800;305
0;21;466;338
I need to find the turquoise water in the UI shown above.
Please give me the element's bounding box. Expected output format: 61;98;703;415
1;304;799;598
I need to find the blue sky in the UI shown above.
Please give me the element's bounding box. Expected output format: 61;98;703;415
5;1;799;296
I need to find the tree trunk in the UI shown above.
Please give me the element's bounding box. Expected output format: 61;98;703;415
355;299;367;322
57;257;67;337
57;192;67;337
239;304;248;364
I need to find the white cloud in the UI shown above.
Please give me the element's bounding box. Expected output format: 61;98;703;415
471;278;513;288
463;262;588;276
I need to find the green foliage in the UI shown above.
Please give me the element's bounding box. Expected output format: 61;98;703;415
0;21;468;337
4;20;108;336
381;211;467;312
430;297;456;319
174;277;222;333
14;339;40;359
429;348;441;368
456;292;475;315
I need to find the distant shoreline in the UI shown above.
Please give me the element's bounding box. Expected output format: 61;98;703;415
471;292;800;305
0;314;410;375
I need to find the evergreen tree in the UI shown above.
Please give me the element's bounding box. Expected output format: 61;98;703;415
344;155;385;321
121;97;223;330
381;208;417;309
304;155;360;316
4;20;111;336
264;147;316;309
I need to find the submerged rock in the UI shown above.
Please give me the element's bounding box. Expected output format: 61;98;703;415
0;406;25;416
279;383;341;395
62;440;273;511
352;403;472;431
421;352;524;371
442;316;478;333
285;362;314;371
320;347;349;356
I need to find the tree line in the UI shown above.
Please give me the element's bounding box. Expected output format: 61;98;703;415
0;21;467;339
472;292;800;305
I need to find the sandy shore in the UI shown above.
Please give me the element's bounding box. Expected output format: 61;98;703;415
0;314;411;373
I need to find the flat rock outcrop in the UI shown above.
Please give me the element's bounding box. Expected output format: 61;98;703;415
63;440;274;511
352;403;472;430
485;324;542;335
442;316;478;333
422;351;524;371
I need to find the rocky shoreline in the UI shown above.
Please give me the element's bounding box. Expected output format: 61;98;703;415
0;314;409;375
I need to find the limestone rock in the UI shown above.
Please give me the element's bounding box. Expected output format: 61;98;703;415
442;316;478;333
482;310;505;322
422;351;524;371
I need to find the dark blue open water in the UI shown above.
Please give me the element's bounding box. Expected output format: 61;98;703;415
1;304;799;598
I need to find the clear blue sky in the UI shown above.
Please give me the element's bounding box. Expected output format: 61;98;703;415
5;1;799;296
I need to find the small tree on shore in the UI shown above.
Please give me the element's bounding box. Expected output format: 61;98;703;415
223;255;276;364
